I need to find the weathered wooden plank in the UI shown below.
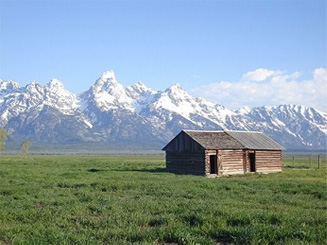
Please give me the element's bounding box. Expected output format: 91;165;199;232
166;150;205;175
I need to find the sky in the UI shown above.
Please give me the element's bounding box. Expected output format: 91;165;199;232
0;0;326;111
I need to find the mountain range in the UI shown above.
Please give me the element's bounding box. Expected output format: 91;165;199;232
0;70;326;151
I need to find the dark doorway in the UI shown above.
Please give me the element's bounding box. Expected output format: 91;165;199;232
249;153;256;172
210;155;218;174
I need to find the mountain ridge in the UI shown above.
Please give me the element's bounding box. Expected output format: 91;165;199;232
0;71;326;151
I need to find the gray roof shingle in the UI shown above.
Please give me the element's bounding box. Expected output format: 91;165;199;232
183;130;242;149
225;131;284;150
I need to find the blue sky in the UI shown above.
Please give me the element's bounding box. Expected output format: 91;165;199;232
0;0;326;110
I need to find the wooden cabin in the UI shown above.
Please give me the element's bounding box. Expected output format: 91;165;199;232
162;130;284;176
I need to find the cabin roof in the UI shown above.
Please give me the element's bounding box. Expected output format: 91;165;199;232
163;130;284;150
182;130;243;150
224;130;284;150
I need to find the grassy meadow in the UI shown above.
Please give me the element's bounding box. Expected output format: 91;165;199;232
0;154;326;244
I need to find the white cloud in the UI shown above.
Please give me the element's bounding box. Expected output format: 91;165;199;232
313;67;327;82
241;68;282;82
190;68;327;112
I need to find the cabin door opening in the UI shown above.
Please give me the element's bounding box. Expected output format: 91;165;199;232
210;155;218;174
249;153;256;172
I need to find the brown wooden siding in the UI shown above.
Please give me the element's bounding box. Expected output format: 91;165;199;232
164;131;204;152
219;150;244;175
205;149;245;176
166;151;205;175
255;150;282;173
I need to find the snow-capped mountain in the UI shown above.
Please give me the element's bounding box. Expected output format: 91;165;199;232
78;71;166;147
0;79;92;144
0;71;326;150
231;105;327;149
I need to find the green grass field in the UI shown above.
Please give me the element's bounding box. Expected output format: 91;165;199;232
0;155;326;244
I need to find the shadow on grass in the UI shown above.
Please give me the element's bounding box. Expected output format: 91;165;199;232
110;168;166;173
87;168;108;173
87;168;166;173
282;165;311;169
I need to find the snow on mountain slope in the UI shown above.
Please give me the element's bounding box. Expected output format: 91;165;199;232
125;81;156;113
275;105;327;134
78;71;168;146
8;105;94;144
0;79;80;124
0;79;20;94
0;79;92;140
0;81;43;127
81;71;157;115
81;71;234;130
82;70;133;112
0;80;21;105
44;79;79;115
142;83;235;128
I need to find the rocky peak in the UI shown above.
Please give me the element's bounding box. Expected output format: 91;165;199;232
130;81;154;93
93;70;120;93
45;79;65;92
83;70;132;112
40;79;79;115
165;83;183;93
0;80;21;97
161;83;194;105
126;81;156;100
25;81;44;94
100;70;116;81
236;106;251;115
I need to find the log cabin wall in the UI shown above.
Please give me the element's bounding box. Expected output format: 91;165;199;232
163;131;204;152
243;150;248;173
167;148;282;176
164;131;206;175
255;150;282;173
205;149;245;176
220;150;245;175
166;151;205;175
